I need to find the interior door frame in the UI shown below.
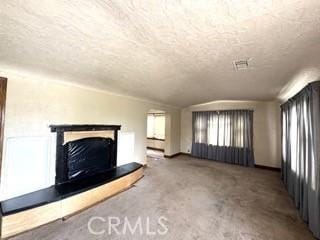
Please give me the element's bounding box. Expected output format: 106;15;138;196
0;77;7;179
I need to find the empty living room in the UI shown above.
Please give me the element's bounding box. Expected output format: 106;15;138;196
0;0;320;239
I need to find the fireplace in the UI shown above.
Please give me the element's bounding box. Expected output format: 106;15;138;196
50;124;121;185
65;137;115;181
0;124;143;239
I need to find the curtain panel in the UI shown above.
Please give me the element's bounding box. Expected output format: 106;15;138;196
281;81;320;239
191;110;254;167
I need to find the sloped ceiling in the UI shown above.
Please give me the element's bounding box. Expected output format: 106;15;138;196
1;0;320;107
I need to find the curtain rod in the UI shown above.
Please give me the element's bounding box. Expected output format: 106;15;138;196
281;80;320;108
192;109;254;113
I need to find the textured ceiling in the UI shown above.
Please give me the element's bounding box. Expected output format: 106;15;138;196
1;0;320;107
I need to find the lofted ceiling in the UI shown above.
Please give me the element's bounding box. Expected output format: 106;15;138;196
1;0;320;107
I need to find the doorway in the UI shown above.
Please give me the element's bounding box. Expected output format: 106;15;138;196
146;109;165;160
0;77;7;180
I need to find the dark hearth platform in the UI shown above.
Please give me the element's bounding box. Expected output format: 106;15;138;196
1;162;142;216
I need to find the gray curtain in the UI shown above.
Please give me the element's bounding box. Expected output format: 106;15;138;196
281;81;320;239
191;110;254;167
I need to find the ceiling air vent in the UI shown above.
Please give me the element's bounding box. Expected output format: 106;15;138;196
233;59;249;71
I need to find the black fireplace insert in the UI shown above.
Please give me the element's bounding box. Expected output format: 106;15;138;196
65;137;115;181
50;124;121;185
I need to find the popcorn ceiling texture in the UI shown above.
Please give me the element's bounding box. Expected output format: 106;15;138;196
1;0;320;107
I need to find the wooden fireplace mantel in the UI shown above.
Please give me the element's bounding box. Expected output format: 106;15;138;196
0;162;143;239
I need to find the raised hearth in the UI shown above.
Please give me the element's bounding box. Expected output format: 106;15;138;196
0;162;142;216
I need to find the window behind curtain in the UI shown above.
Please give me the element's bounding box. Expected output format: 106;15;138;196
147;114;165;140
193;111;249;148
192;110;254;166
280;81;320;239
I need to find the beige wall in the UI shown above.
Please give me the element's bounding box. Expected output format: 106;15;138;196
2;72;181;160
0;70;180;199
165;112;181;155
181;101;281;168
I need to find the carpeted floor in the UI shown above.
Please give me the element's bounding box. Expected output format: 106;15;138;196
11;155;315;240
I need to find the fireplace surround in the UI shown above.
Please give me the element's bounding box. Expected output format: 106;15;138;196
0;124;143;239
50;124;121;184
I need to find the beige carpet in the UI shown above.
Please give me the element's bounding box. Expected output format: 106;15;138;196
11;155;315;240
